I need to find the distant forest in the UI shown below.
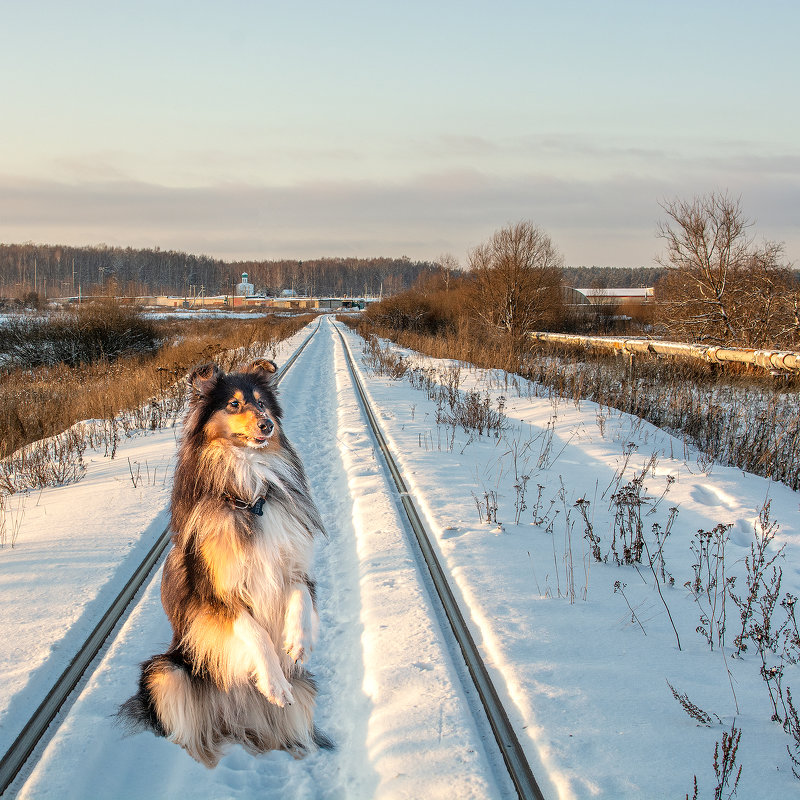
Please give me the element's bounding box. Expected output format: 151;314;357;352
0;243;440;300
559;266;665;288
0;242;664;302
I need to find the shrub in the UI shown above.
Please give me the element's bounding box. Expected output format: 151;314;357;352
0;300;160;368
0;313;312;462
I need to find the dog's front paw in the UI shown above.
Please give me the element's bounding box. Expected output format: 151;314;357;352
283;620;314;664
254;670;294;708
285;638;311;664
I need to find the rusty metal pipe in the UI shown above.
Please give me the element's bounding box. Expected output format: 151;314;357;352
529;332;800;373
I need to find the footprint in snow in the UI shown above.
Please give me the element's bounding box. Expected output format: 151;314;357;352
690;483;737;510
729;518;752;547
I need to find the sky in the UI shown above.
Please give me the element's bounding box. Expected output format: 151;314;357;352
0;0;798;267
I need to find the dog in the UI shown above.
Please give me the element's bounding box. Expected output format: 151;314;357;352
119;358;331;767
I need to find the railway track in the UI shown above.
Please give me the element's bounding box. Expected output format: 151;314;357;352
0;322;320;797
334;322;546;800
3;317;545;799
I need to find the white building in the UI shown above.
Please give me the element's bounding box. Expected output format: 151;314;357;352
573;287;654;305
236;272;254;297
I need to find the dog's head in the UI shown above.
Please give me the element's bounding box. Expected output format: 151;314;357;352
187;359;282;450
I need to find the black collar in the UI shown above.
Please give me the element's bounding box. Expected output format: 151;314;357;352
222;491;268;516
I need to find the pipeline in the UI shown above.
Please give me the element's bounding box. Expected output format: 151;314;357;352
529;332;800;373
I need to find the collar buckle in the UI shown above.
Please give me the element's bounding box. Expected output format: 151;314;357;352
223;491;268;516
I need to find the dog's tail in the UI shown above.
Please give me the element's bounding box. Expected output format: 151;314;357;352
118;653;332;768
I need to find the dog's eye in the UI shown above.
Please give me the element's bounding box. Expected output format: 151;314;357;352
256;400;265;410
228;399;240;409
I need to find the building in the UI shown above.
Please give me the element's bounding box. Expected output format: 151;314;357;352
572;287;654;306
236;272;255;297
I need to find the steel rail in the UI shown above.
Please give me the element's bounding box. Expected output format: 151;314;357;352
0;321;320;797
334;322;546;800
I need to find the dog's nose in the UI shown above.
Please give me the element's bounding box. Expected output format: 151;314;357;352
258;418;274;434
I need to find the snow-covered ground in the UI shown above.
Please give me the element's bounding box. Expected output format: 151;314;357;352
141;310;276;319
3;317;799;798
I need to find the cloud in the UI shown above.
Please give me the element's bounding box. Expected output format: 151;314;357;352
0;164;797;267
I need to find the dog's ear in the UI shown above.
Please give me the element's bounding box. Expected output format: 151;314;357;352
188;362;222;399
243;359;278;383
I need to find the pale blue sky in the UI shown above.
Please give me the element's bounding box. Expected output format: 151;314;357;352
1;0;797;266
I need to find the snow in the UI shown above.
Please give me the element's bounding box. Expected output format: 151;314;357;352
0;431;174;756
141;310;276;319
2;317;799;798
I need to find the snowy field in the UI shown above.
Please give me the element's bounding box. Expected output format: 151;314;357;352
0;310;275;324
2;317;799;798
141;310;276;320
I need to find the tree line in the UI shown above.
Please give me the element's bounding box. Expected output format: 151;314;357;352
4;193;795;351
367;195;799;350
467;196;800;348
0;242;673;307
0;244;439;302
559;265;666;289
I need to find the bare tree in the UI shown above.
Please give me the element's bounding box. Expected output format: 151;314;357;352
656;193;795;346
468;221;564;338
738;242;798;346
436;252;460;292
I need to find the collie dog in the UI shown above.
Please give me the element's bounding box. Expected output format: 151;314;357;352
120;358;331;767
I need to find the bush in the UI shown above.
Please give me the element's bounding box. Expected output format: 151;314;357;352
363;289;453;335
0;313;313;461
0;301;160;368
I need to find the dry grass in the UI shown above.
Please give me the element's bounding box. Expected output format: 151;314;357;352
360;332;505;437
0;301;160;368
341;314;800;491
0;311;313;469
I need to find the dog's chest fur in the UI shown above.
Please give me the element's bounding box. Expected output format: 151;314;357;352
235;450;313;626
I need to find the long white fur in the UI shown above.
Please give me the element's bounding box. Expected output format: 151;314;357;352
283;582;315;664
232;613;294;707
179;465;318;696
120;363;327;767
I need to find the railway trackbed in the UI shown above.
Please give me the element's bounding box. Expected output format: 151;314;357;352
3;317;546;799
335;323;545;800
